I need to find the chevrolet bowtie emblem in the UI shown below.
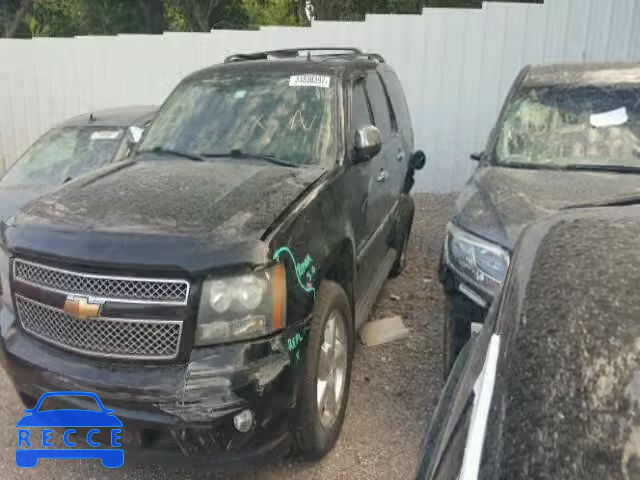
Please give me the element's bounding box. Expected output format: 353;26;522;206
63;296;103;320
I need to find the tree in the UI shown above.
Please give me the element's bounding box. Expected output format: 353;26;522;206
1;0;32;37
148;0;164;33
162;0;250;31
242;0;298;29
1;0;543;37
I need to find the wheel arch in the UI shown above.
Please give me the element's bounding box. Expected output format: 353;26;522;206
321;238;357;328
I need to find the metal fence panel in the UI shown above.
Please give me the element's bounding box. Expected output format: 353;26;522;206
0;0;638;192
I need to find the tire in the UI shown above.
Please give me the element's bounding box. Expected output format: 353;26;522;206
292;280;353;460
18;392;37;409
443;293;474;380
389;195;415;278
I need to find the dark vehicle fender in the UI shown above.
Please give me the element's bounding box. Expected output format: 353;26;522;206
265;171;359;336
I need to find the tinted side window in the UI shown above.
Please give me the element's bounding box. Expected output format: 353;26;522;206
366;72;393;140
380;69;414;146
351;80;373;130
378;73;398;133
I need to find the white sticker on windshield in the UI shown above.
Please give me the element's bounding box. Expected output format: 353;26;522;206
129;126;144;143
91;130;121;140
289;74;330;88
234;90;247;99
590;107;629;128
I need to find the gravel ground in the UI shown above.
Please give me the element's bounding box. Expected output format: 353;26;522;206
0;193;457;480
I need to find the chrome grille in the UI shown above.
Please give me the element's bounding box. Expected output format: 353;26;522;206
13;259;189;304
16;296;182;360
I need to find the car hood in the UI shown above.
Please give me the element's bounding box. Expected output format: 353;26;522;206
454;166;640;250
3;159;327;273
0;185;56;224
482;206;640;478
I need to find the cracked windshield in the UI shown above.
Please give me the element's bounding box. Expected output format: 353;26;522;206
140;73;337;166
495;83;640;169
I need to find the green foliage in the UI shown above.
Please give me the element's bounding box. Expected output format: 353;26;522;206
162;0;250;31
1;0;32;37
24;0;150;37
2;0;543;38
73;0;149;35
27;0;78;37
242;0;299;29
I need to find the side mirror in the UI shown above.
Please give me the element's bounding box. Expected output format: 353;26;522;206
470;152;483;162
354;125;382;162
410;151;427;170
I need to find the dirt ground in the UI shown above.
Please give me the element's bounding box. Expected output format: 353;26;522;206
0;193;457;479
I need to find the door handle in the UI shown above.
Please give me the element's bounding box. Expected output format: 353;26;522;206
397;151;405;162
376;169;388;182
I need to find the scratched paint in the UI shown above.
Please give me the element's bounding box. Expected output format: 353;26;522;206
273;247;317;297
287;332;306;364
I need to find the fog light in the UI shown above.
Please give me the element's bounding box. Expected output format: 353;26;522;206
233;409;255;433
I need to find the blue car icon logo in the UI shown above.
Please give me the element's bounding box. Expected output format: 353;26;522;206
15;391;124;468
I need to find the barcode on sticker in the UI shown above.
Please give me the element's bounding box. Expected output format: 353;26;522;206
289;74;331;88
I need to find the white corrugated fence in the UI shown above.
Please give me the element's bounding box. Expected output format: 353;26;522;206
0;0;639;192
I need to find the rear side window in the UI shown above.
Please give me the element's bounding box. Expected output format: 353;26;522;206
351;80;373;130
380;69;414;146
378;73;398;133
366;72;394;140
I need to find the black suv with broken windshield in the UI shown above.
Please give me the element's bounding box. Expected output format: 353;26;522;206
441;62;640;375
0;48;423;463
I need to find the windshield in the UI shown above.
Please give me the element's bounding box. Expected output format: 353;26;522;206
1;127;124;187
494;85;640;168
139;72;338;166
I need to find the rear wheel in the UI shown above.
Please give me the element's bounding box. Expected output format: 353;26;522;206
18;392;37;409
292;280;353;460
389;233;409;278
389;195;415;278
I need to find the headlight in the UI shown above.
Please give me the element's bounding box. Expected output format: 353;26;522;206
445;223;510;295
195;264;286;346
0;246;12;311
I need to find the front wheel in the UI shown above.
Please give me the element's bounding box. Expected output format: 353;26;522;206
292;280;353;460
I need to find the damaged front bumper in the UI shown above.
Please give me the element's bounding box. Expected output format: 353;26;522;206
0;306;302;464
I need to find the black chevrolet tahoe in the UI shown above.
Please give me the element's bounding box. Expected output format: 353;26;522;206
440;62;640;376
0;48;424;464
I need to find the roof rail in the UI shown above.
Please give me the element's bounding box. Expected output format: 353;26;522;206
224;48;385;64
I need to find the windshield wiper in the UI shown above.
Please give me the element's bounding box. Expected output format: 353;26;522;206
202;149;299;168
137;147;204;162
499;162;566;171
499;162;640;174
562;164;640;174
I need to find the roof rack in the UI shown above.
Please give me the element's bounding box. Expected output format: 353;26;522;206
224;48;385;64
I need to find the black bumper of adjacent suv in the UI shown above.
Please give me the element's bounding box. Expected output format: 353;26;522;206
0;306;299;466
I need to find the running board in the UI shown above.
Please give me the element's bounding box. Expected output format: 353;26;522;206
355;248;397;331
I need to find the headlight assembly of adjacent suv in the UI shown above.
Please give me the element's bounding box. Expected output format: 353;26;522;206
445;223;510;296
194;264;287;346
0;247;12;312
